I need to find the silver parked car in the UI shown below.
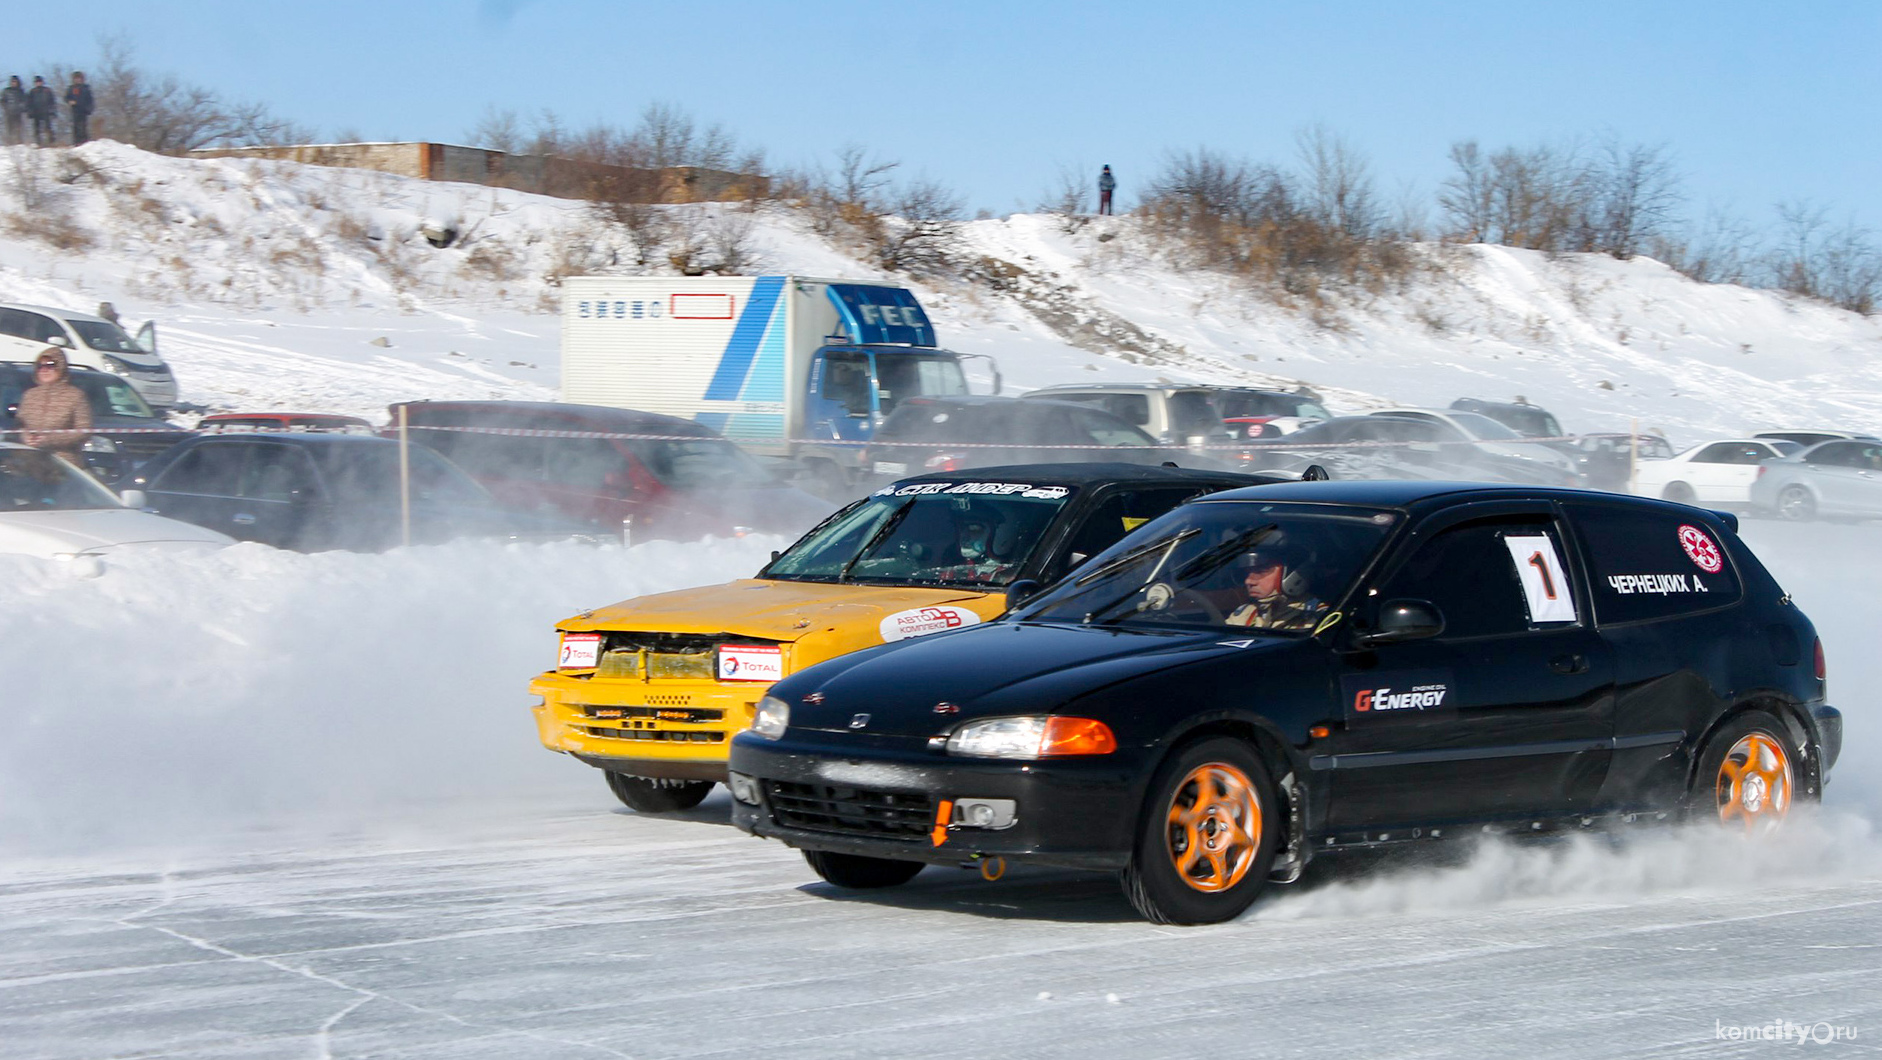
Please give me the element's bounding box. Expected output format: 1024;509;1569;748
1750;439;1882;521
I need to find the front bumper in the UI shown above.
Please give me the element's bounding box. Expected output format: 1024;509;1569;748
726;731;1149;871
530;671;768;782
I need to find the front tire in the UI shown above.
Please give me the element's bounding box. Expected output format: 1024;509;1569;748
604;772;714;813
803;850;924;889
1662;481;1697;504
1776;486;1817;521
1692;710;1808;833
1121;737;1279;925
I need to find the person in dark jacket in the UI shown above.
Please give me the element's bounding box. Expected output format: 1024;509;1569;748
1097;164;1116;216
16;348;93;467
65;72;93;145
0;76;26;146
25;76;56;146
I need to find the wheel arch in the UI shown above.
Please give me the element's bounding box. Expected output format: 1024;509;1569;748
1146;713;1309;872
1685;694;1821;800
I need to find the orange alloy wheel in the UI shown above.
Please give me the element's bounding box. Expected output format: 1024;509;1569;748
1166;762;1263;892
1715;733;1793;831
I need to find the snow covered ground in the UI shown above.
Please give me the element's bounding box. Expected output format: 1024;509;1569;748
2;144;1880;1057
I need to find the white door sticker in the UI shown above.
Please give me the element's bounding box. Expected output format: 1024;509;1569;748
1503;534;1578;624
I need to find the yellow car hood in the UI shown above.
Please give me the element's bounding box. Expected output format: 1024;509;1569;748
562;579;1000;641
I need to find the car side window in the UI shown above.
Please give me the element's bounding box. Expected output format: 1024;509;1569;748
1692;443;1739;463
1071;408;1149;447
1804;443;1854;467
1057;487;1211;574
0;309;31;340
239;445;319;501
1563;503;1742;623
156;443;248;496
1371;517;1573;639
20;312;65;344
544;438;625;493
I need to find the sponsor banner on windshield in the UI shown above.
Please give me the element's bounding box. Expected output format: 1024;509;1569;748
880;605;983;642
875;481;1073;499
718;644;784;682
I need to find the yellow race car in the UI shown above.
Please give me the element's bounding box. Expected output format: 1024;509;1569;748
530;463;1282;810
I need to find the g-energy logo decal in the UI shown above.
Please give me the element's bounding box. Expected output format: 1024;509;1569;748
1340;670;1456;719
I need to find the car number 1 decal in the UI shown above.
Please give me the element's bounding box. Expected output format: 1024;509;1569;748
1502;534;1578;624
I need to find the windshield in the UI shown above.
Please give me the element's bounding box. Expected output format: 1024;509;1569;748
1018;501;1399;633
69;373;155;418
309;444;494;508
1170;391;1230;439
627;437;777;489
762;480;1076;587
1446;412;1524;441
0;447;124;510
873;353;968;416
68;320;146;354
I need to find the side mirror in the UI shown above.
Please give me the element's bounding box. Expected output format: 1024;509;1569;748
1005;578;1043;611
47;335;70;347
1300;464;1331;482
1353;599;1444;648
118;489;148;509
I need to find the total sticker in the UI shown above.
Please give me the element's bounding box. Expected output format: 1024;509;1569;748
879;605;983;642
558;633;602;670
1678;524;1724;573
718;644;784;682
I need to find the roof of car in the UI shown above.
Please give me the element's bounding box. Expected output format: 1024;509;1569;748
885;461;1283;490
1194;478;1663;509
201;411;371;423
1024;383;1218;395
0;302;114;324
387;400;717;435
184;432;398;448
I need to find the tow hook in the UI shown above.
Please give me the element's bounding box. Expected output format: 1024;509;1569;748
960;855;1006;881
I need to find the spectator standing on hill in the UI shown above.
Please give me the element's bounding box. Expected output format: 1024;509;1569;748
65;72;93;145
17;349;92;468
25;76;56;146
1;77;26;145
1097;164;1116;216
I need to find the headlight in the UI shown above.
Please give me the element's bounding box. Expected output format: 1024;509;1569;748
751;695;790;740
101;354;131;374
946;716;1117;759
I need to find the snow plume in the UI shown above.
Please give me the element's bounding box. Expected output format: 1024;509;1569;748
1253;813;1882;922
0;536;783;857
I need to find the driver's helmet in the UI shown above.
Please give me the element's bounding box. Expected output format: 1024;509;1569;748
1241;539;1309;597
951;498;1004;562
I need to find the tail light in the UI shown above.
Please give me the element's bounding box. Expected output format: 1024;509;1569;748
924;452;968;471
1756;466;1767;479
1814;638;1826;681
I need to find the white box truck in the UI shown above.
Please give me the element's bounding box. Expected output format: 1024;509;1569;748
561;275;995;488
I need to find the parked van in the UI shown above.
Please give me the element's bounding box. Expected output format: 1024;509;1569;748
0;303;177;409
386;400;834;543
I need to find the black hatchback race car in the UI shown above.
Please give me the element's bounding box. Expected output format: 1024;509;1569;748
728;481;1842;924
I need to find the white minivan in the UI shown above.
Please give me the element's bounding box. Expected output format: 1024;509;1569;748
0;303;177;409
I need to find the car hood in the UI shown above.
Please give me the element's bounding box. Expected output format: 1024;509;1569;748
0;508;235;556
563;579;998;641
780;621;1294;737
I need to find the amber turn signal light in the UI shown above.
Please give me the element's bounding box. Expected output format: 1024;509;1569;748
1039;717;1118;756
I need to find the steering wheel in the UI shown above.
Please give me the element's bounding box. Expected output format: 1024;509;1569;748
1141;582;1225;624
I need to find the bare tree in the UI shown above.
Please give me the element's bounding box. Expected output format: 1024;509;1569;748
871;176;964;274
1438;141;1495;243
1578;137;1681;259
469;107;523;153
831;143;900;210
1296;124;1379;239
88;37;309;153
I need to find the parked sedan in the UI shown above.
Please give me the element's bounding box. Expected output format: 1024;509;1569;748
1750;439;1882;520
0;443;231;564
1244;414;1579;485
729;481;1837;924
1632;439;1801;506
865;396;1210;482
1569;433;1677;492
132;434;587;552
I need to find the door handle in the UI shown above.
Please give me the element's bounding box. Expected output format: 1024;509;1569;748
1549;653;1589;675
232;512;257;526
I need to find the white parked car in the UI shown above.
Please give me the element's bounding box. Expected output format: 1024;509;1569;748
0;303;177;409
1631;439;1801;506
0;443;232;566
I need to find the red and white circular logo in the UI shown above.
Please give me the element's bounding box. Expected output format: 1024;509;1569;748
1678;524;1723;573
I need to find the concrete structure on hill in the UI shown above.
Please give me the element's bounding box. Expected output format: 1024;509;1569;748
187;142;766;203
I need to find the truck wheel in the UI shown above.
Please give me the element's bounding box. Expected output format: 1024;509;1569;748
1120;737;1279;925
1692;710;1808;833
604;773;713;813
803;850;924;888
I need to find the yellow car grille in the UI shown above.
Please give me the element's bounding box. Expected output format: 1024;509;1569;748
581;727;728;743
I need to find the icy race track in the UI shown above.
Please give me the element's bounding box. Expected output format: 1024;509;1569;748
1;523;1878;1059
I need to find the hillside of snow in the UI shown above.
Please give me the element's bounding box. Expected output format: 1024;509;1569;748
3;140;1880;441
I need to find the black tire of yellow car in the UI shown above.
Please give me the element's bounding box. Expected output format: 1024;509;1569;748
604;772;714;813
1663;481;1696;504
1120;737;1281;925
1689;709;1811;826
803;850;925;888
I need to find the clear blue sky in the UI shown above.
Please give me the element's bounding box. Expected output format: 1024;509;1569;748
12;1;1880;232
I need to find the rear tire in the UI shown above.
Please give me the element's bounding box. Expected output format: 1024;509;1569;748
1121;737;1279;925
1691;710;1809;833
1662;481;1697;504
1776;486;1817;521
604;772;713;813
803;850;925;889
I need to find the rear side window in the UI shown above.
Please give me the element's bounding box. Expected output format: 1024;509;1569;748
1371;517;1575;639
157;443;248;495
1565;503;1742;624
